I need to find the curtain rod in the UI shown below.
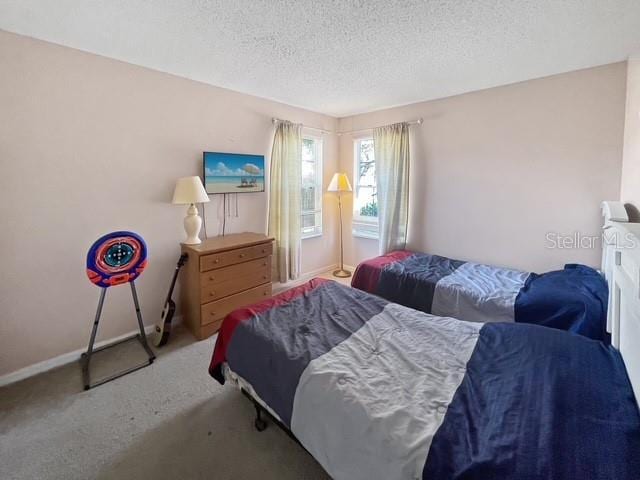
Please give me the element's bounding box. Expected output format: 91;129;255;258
271;116;424;136
337;118;423;136
271;117;332;135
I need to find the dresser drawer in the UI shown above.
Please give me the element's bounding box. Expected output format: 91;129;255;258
200;256;271;288
200;242;273;272
200;283;272;326
201;263;271;302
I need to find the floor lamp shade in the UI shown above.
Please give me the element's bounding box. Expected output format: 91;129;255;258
328;173;352;278
328;173;352;193
172;176;210;245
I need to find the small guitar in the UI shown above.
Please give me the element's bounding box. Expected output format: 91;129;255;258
154;253;188;347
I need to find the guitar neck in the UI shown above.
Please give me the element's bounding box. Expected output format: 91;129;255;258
164;255;187;306
163;268;180;305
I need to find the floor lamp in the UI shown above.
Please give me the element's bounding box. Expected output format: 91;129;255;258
328;173;353;278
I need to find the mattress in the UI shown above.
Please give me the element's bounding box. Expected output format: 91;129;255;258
351;250;609;341
210;278;639;480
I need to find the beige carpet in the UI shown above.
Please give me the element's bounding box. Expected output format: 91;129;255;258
0;326;330;480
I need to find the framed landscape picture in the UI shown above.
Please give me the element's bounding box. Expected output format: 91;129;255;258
203;152;265;194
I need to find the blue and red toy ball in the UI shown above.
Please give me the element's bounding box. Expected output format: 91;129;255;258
86;231;148;288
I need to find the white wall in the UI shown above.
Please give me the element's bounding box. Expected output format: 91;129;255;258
621;56;640;219
0;30;338;376
339;63;627;272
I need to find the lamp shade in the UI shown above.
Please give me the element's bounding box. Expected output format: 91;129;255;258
327;173;352;192
172;176;210;204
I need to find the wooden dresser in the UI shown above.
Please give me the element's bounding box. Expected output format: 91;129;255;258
180;232;274;340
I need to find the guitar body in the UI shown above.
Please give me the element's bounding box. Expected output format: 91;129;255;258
154;299;175;347
153;254;187;347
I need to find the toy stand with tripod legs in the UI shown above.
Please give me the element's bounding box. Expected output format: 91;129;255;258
81;231;155;390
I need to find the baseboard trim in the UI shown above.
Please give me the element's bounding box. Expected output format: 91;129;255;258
0;320;177;388
273;263;339;294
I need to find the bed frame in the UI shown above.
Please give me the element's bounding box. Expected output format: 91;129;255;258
602;201;640;408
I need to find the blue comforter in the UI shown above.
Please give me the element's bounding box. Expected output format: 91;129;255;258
352;251;609;342
211;280;639;480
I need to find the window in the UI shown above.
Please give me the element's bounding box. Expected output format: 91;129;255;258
353;138;378;239
301;136;323;238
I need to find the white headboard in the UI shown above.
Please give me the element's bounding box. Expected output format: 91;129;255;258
601;202;640;406
601;201;629;333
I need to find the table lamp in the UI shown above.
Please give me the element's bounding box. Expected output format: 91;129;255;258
172;176;210;244
328;172;352;278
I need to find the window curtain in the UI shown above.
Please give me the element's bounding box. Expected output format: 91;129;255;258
374;122;410;255
268;121;302;282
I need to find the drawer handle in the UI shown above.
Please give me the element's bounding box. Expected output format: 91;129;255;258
239;253;246;258
263;262;267;266
209;275;215;281
262;249;266;253
214;259;220;264
263;275;267;280
209;291;216;297
210;312;215;316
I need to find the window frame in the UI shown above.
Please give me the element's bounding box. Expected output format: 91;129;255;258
301;134;324;239
352;137;379;240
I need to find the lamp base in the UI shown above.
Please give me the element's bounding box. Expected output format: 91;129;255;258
183;204;202;245
332;269;352;278
182;237;202;245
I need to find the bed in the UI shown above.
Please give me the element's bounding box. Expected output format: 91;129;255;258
210;276;640;479
350;250;609;341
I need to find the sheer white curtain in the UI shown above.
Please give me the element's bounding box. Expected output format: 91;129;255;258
374;122;410;255
268;121;302;282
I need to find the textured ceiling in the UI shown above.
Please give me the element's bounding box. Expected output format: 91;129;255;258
1;0;639;116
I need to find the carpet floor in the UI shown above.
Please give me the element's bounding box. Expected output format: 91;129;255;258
0;326;330;480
